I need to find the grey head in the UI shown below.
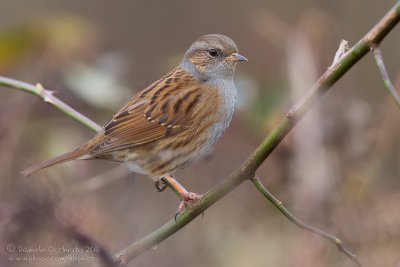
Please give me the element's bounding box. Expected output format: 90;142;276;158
180;34;247;81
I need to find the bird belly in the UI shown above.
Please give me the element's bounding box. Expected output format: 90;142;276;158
114;82;235;178
117;123;227;178
121;146;204;178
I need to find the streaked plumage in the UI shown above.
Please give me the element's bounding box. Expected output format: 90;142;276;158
22;34;247;179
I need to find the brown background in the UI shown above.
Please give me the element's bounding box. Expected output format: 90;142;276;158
1;0;400;266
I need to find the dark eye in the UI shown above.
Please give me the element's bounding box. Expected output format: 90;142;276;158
208;49;220;57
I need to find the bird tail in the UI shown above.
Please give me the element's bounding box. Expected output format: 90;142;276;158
21;134;104;177
21;147;88;177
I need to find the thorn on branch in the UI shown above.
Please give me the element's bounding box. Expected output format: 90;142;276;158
287;39;350;118
36;83;56;104
331;39;349;67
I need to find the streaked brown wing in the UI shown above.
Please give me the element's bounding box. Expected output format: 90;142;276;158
89;68;204;155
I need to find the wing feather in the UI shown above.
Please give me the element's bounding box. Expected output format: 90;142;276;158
89;68;204;155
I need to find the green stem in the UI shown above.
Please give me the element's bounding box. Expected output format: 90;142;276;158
251;177;362;266
372;46;400;109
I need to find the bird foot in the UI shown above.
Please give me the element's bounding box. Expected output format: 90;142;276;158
175;192;203;220
154;176;203;220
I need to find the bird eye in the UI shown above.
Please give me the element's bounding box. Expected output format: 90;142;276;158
208;49;219;57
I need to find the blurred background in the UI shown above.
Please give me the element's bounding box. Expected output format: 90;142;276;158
1;0;400;266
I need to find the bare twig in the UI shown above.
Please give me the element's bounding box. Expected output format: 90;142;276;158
0;77;102;132
372;45;400;109
251;176;361;266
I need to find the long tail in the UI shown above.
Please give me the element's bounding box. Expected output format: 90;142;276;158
21;134;104;177
21;147;89;177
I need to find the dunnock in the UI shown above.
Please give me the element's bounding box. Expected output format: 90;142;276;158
23;34;247;210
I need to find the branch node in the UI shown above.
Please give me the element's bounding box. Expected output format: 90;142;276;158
115;253;127;266
370;43;378;50
286;111;295;119
35;83;44;94
36;83;56;104
334;237;342;245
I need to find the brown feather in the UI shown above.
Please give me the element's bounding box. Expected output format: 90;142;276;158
21;134;104;176
22;34;244;178
87;67;204;156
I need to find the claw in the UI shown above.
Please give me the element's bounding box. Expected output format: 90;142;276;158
154;178;167;192
174;192;202;221
174;212;179;222
156;175;203;221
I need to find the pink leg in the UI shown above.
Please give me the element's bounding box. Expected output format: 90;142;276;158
159;175;202;217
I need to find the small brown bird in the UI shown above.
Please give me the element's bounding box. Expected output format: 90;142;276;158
23;34;247;209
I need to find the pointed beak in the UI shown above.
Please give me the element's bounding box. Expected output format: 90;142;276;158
227;52;248;62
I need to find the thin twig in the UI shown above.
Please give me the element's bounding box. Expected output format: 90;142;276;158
251;176;362;266
372;45;400;109
0;77;102;132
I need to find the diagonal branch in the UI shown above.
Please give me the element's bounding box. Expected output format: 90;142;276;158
372;45;400;109
251;176;361;266
0;77;101;132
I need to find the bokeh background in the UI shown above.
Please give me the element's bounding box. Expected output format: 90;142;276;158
1;1;400;266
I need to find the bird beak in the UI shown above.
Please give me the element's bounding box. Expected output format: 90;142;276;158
227;52;248;62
